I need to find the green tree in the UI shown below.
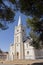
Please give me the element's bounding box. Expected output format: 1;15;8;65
18;0;43;48
0;0;43;29
0;0;43;48
0;0;15;30
27;17;43;48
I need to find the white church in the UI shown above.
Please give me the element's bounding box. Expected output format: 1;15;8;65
8;16;43;60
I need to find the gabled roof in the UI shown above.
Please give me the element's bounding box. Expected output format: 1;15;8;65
23;36;31;43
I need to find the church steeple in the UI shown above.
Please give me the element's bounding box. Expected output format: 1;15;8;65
18;16;22;26
14;15;26;44
14;16;26;59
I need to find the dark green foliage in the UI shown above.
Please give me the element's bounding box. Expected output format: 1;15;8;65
0;8;14;21
30;31;41;49
0;23;3;28
27;17;43;32
0;0;3;3
19;0;43;17
5;8;14;21
27;17;43;48
0;0;43;29
9;0;16;4
0;0;15;29
0;0;43;48
17;0;43;47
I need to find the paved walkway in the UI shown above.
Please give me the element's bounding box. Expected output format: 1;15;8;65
3;59;43;65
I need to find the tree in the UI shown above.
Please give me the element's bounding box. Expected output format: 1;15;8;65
0;0;43;29
0;0;15;30
18;0;43;48
0;0;43;48
27;17;43;48
19;0;43;17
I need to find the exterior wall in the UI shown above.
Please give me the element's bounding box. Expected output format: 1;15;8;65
9;45;15;60
14;26;22;44
9;35;43;60
24;40;43;60
14;25;26;59
34;49;43;59
14;25;26;44
24;41;35;59
9;16;43;60
9;43;43;60
15;43;21;59
0;53;8;61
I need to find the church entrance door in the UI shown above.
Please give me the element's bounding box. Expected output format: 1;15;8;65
17;52;19;59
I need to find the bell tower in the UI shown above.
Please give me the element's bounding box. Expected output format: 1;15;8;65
14;16;26;59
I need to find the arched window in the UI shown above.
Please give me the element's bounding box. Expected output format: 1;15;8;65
17;52;19;59
26;44;28;48
27;51;29;54
17;36;19;42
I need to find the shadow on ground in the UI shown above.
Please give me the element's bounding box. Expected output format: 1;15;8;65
32;62;43;65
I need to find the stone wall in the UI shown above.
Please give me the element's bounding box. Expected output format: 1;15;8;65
34;49;43;59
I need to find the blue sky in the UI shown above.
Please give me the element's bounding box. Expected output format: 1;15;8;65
0;11;30;52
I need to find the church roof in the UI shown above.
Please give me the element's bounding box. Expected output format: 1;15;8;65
11;44;14;46
18;16;22;26
23;36;31;42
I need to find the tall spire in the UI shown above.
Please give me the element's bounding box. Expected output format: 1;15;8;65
18;16;22;26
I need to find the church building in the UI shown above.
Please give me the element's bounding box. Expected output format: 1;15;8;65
8;16;43;60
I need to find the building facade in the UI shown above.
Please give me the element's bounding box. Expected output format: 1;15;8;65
0;50;8;61
8;16;43;60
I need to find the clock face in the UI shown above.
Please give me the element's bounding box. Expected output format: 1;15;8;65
17;30;19;32
16;43;20;47
23;29;24;32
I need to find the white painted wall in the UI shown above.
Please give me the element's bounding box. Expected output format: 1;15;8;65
34;49;43;59
9;45;15;60
24;41;35;59
9;16;43;60
16;43;21;59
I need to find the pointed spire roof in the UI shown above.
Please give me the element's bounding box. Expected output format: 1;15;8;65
18;16;22;26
